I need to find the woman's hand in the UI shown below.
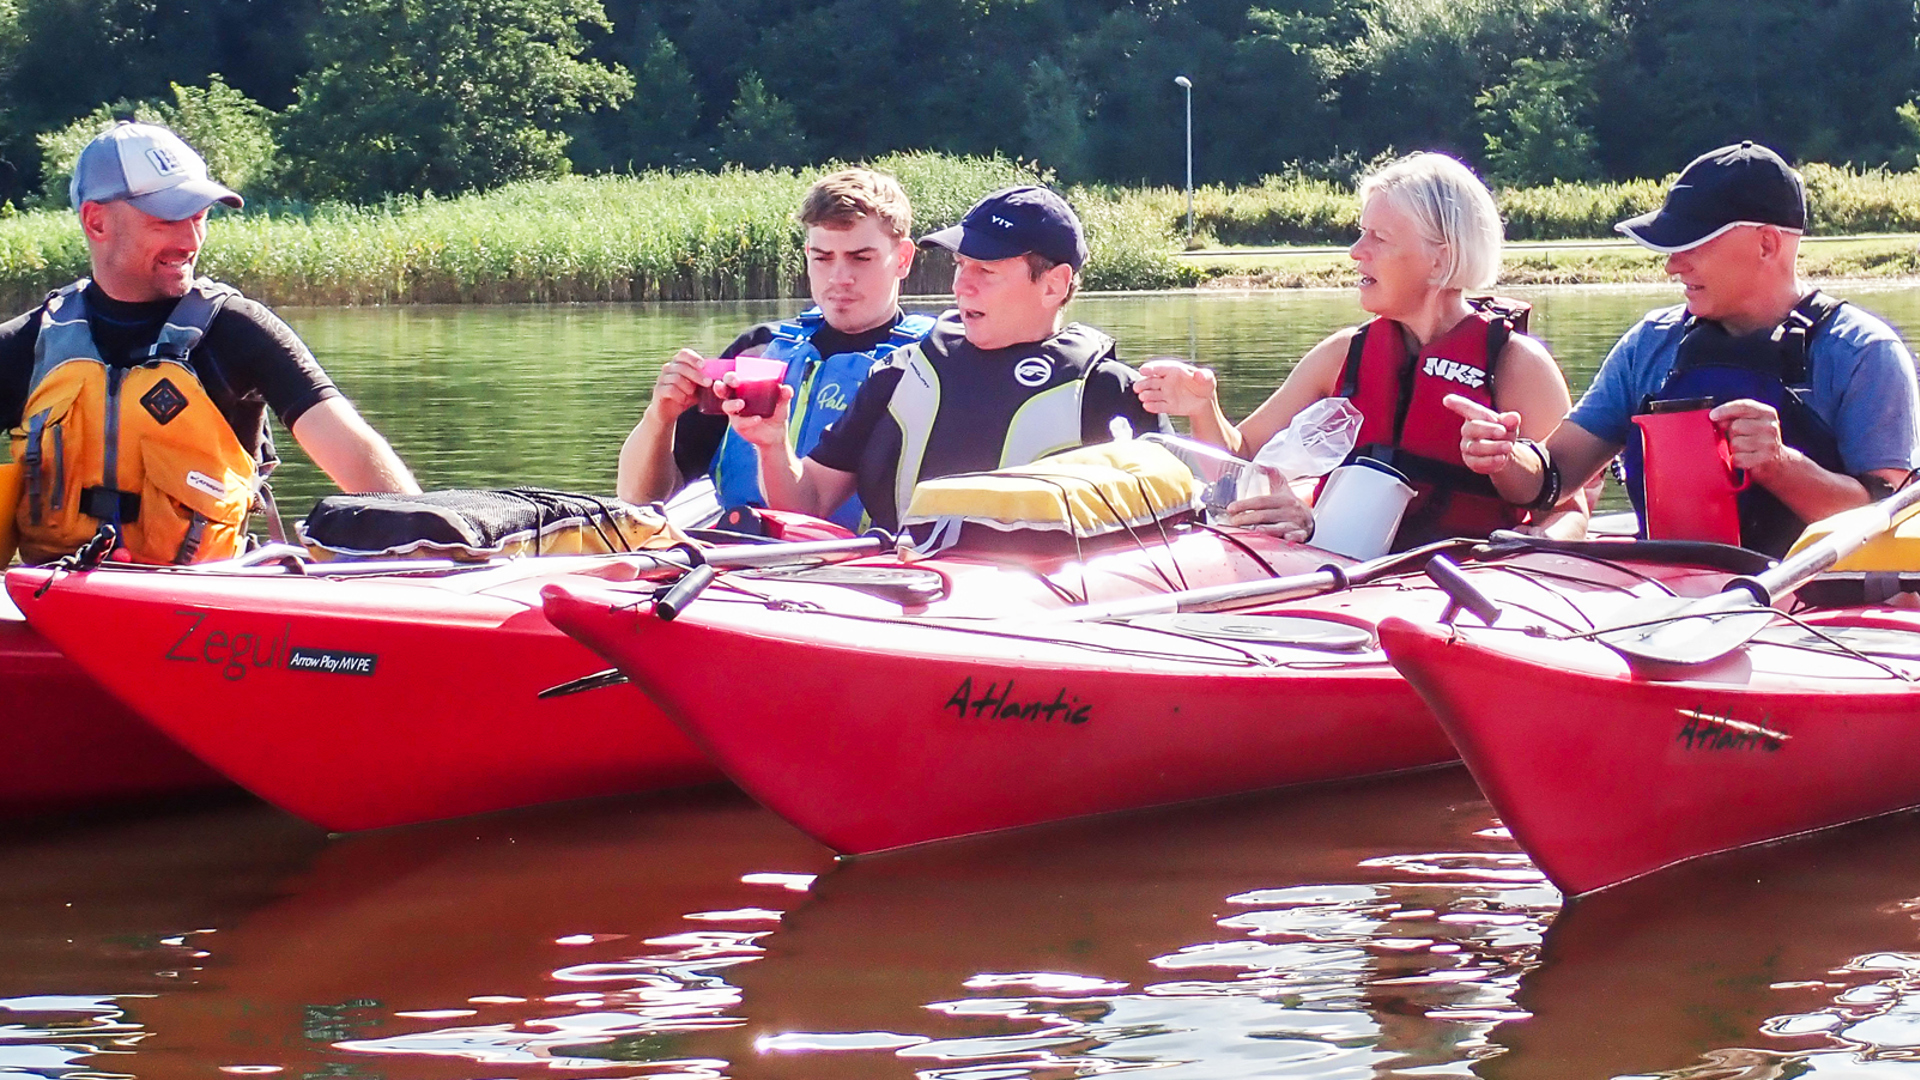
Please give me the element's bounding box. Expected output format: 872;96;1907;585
1223;488;1315;543
1135;359;1221;417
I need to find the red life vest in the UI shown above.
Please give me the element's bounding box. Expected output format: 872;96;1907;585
1333;298;1531;548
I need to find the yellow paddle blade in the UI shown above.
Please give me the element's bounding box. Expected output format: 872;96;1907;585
1785;498;1920;570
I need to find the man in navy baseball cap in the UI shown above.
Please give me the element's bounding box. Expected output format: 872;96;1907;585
918;185;1089;271
1454;140;1920;555
1615;141;1806;253
720;183;1167;532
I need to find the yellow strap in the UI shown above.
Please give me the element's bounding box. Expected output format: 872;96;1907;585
0;456;17;566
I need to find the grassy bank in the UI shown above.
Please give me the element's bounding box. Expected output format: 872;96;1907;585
6;155;1920;309
1187;235;1920;289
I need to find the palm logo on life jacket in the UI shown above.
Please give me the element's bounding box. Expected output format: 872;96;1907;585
1334;296;1532;549
10;278;261;565
1624;291;1846;556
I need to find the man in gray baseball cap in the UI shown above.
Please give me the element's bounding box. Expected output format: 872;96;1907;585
1;122;419;565
69;121;245;221
1454;141;1920;555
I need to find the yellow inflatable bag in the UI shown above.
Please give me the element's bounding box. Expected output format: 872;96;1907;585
902;439;1202;538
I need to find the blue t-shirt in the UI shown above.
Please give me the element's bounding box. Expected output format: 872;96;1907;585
1568;301;1920;475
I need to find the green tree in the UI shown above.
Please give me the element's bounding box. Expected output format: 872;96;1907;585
1021;57;1090;182
0;0;21;199
1898;100;1920;169
716;73;810;169
569;31;703;172
1331;0;1612;168
1477;58;1600;186
280;0;633;202
35;76;281;205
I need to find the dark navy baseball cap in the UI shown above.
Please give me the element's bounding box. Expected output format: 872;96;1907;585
919;186;1088;270
1616;141;1805;253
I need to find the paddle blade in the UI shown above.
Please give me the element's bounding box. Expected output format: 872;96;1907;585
1591;591;1779;667
536;667;630;699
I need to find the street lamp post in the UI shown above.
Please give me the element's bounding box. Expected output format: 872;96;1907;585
1173;75;1193;247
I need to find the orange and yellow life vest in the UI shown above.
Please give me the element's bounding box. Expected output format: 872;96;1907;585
9;279;259;565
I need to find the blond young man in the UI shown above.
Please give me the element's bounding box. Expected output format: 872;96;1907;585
616;168;932;528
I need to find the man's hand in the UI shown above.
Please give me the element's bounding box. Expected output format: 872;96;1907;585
1444;393;1523;475
649;348;709;420
1709;399;1789;477
721;379;794;449
1223;487;1315;543
1134;359;1220;417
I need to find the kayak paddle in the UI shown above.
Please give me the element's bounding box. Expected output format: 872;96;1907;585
537;531;894;697
1038;538;1472;624
1591;480;1920;667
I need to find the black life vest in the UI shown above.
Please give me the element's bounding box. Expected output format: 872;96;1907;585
1624;291;1846;556
1335;297;1532;549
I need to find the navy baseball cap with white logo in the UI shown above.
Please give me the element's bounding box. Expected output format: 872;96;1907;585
70;122;243;221
919;186;1088;270
1616;141;1805;253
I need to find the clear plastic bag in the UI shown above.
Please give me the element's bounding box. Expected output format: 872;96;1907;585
1139;434;1258;518
1249;397;1363;485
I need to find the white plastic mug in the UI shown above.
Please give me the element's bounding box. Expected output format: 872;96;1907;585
1310;458;1415;560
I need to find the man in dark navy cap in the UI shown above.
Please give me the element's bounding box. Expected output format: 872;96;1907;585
1452;141;1919;553
0;121;417;564
722;185;1164;532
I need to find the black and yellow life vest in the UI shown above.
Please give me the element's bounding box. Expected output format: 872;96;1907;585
878;321;1108;527
9;279;259;565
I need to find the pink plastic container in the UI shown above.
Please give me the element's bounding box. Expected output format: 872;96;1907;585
730;356;789;418
696;357;737;415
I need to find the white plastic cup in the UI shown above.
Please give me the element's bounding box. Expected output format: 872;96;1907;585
1309;458;1415;560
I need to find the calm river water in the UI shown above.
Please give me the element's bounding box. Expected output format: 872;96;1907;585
10;283;1920;1079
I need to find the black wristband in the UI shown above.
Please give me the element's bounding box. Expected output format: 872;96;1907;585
1516;439;1562;511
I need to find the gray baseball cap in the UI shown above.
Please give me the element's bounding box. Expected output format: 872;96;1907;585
70;122;243;221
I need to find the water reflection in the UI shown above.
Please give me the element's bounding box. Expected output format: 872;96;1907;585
120;787;828;1078
1491;808;1920;1080
7;770;1920;1075
735;768;1552;1079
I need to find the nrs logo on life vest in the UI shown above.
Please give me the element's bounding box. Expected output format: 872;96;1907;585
1423;356;1487;390
1013;357;1053;387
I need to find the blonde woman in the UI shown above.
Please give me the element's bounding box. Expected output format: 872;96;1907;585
1135;152;1580;547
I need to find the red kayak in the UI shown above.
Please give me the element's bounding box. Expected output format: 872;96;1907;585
1381;600;1920;897
543;536;1742;855
6;523;1312;832
0;590;227;815
7;554;724;831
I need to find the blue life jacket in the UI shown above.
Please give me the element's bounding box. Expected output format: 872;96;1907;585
709;309;936;529
1623;291;1846;555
